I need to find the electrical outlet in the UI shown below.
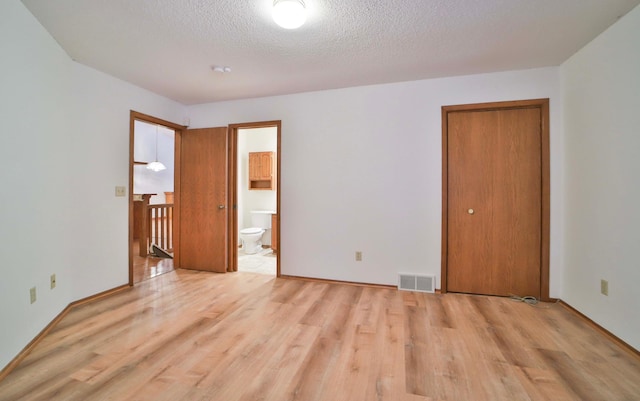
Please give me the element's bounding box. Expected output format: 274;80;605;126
600;279;609;296
355;251;362;261
30;287;37;304
115;186;126;197
51;274;56;289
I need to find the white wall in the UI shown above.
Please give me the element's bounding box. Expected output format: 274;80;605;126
561;5;640;350
0;0;74;371
238;128;277;245
188;67;564;293
69;61;185;299
0;0;185;369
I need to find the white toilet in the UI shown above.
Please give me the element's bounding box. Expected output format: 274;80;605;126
239;210;273;254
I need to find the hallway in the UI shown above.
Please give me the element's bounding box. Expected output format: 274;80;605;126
132;239;174;283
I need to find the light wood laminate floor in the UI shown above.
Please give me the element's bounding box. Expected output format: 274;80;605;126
1;270;638;401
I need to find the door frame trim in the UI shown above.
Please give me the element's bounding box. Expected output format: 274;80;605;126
440;99;550;301
128;111;186;286
228;121;282;277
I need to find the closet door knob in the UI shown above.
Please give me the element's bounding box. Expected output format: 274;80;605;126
218;205;225;209
468;208;474;215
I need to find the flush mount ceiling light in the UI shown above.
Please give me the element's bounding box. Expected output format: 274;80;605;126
272;0;306;29
211;65;232;73
146;125;166;172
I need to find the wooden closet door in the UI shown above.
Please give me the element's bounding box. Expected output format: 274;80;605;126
446;106;542;297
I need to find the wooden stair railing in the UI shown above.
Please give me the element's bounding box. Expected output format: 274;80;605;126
139;199;173;257
145;203;174;256
136;194;155;257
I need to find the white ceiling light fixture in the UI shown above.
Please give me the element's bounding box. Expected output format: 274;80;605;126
146;125;166;172
212;65;232;73
272;0;307;29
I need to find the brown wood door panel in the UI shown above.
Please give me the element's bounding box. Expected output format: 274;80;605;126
177;127;228;273
446;105;543;298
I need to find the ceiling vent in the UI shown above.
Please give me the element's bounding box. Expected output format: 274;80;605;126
398;273;435;293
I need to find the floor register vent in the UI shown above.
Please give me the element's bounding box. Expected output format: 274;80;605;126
398;273;436;293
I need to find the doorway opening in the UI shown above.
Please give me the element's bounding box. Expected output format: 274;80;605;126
229;121;281;277
235;127;278;275
129;111;186;285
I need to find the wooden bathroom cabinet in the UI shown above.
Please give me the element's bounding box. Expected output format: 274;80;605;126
248;151;274;190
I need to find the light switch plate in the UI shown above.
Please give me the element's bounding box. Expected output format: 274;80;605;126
115;186;126;197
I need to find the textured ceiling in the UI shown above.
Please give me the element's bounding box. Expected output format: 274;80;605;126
21;0;640;105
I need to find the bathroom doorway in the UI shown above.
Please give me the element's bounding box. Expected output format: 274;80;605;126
229;121;281;276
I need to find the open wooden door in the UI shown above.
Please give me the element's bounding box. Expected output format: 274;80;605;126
174;127;228;273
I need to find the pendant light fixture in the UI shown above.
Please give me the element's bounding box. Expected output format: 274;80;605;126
272;0;307;29
146;124;166;172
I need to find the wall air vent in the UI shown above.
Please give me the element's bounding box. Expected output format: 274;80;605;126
398;273;436;293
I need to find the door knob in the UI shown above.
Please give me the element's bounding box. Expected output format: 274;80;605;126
468;208;474;215
218;205;225;209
